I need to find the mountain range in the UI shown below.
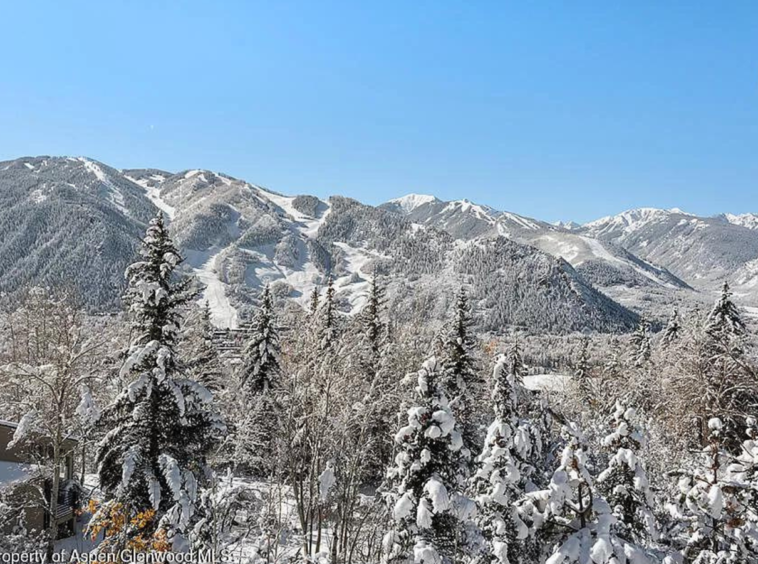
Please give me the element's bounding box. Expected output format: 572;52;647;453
2;155;756;334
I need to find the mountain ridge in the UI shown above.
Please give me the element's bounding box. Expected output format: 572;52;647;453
2;154;756;334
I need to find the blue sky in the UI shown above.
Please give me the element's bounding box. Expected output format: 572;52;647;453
1;2;756;223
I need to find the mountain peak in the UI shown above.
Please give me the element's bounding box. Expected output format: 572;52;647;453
387;193;439;213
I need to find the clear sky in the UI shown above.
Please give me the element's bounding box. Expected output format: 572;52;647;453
1;2;756;223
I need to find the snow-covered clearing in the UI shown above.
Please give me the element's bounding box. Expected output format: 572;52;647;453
79;158;128;216
186;249;239;329
523;373;570;393
125;174;176;219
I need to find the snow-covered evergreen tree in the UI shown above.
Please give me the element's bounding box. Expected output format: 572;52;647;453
669;417;757;563
183;302;224;392
382;357;477;564
521;423;653;564
700;281;756;447
471;354;539;564
726;417;758;557
240;285;281;395
573;338;593;402
596;401;658;545
308;286;320;317
317;276;338;353
441;287;480;461
358;276;386;380
631;316;651;368
92;213;224;550
661;308;682;348
603;338;622;381
236;284;283;474
705;282;746;339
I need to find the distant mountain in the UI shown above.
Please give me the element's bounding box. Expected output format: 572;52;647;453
0;156;641;334
0;156;154;309
4;154;757;334
578;208;758;290
381;196;692;303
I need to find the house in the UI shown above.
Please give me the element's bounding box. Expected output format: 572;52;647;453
0;419;79;538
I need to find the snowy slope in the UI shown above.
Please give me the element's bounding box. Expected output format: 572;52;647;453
579;207;758;289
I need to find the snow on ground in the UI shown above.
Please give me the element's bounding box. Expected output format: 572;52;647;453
531;232;678;289
30;188;48;204
389;193;438;213
124;174;176;219
522;373;570;393
24;162;35;170
79;158;128;216
186;249;239;329
332;242;384;314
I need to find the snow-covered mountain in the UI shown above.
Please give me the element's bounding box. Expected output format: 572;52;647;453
577;207;758;290
0;156;641;334
3;154;757;333
723;213;758;231
0;156;156;309
381;196;692;306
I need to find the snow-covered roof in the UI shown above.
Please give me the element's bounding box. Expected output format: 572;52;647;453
522;374;570;393
0;420;18;429
0;461;36;488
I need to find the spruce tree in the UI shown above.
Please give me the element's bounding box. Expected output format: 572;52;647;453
441;287;480;460
236;284;283;474
596;401;658;545
726;418;758;556
471;355;538;564
240;284;281;395
526;424;652;564
701;281;755;447
630;316;651;368
317;276;338;353
92;214;223;550
184;302;224;392
382;357;476;564
671;418;757;563
661;307;682;347
308;286;320;317
573;338;593;402
603;338;622;381
358;276;386;380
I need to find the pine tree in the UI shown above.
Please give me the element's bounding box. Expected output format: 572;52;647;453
630;316;651;368
317;277;338;353
309;286;320;317
92;214;224;550
358;276;386;380
240;285;281;395
705;282;746;339
661;308;682;347
726;418;758;556
670;417;757;563
237;284;283;474
700;281;756;447
382;357;476;564
441;287;480;461
507;340;525;382
526;423;652;564
184;302;224;392
603;338;622;381
573;338;593;402
596;401;658;545
471;355;538;564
